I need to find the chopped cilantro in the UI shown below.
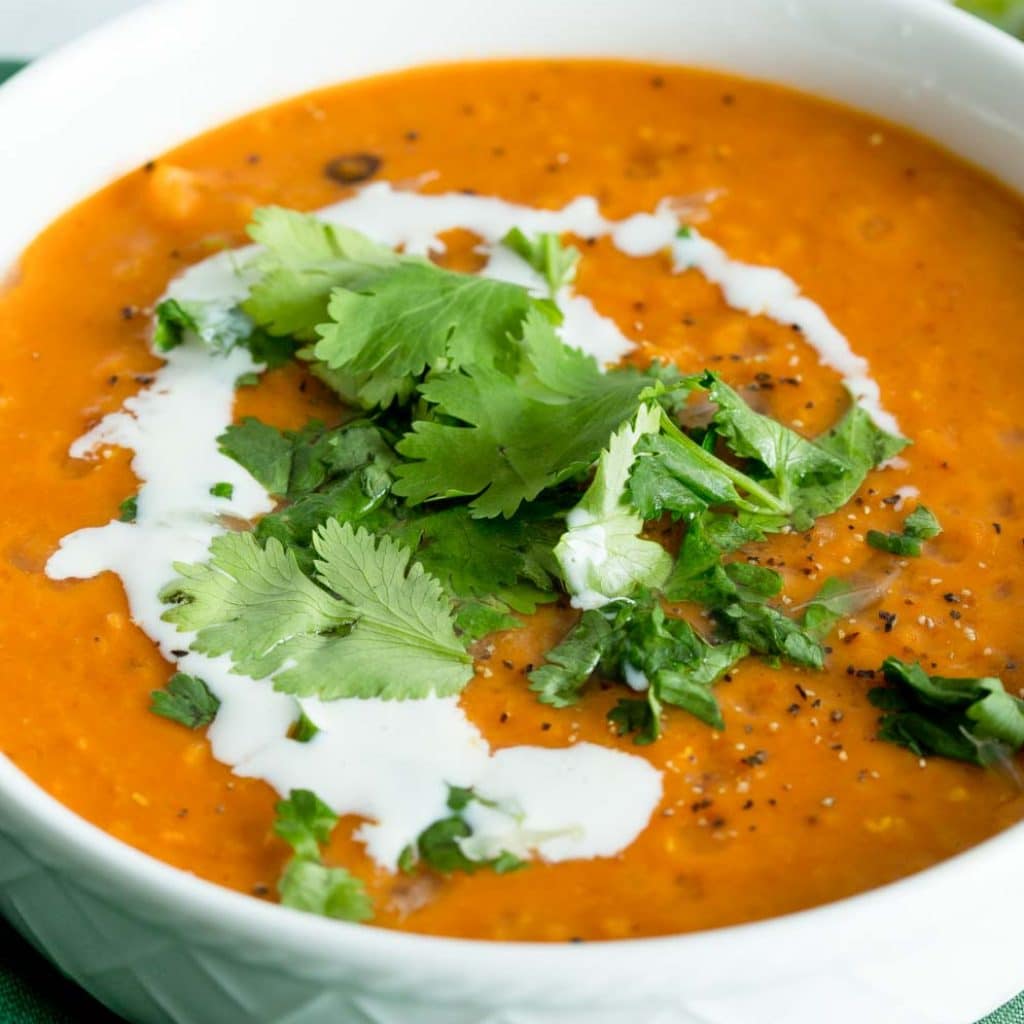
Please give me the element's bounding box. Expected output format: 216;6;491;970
209;481;234;499
529;595;745;738
870;657;1024;766
161;521;472;700
273;789;372;921
149;672;220;729
290;710;320;743
501;227;580;295
867;504;942;556
117;495;138;523
152;297;255;356
152;298;196;352
404;785;527;875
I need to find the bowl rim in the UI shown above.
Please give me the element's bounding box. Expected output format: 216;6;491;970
2;0;1024;989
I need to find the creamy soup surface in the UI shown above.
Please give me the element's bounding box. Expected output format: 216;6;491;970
2;60;1024;942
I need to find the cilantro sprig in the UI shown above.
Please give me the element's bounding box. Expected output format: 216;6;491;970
161;522;472;701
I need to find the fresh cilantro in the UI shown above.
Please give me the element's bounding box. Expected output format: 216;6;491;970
161;520;473;700
273;789;372;921
394;363;646;518
800;577;858;640
243;206;398;340
149;672;220;729
218;417;294;495
313;260;535;408
867;505;942;557
235;372;260;388
528;610;614;708
278;859;374;921
391;504;560;613
501;227;580;295
290;710;320;743
274;788;338;859
402;785;527;876
608;694;661;745
209;481;234;499
153;298;194;352
554;403;672;609
152;297;255;356
703;372;844;509
713;601;824;669
792;405;909;528
529;595;745;738
117;495;138;523
453;599;523;642
870;657;1024;765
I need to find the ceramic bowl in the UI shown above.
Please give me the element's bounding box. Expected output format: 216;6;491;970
1;1;1023;1021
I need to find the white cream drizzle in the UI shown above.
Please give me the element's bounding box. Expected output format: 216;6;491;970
45;182;896;873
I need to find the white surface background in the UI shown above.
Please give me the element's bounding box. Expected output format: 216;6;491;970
1;0;145;55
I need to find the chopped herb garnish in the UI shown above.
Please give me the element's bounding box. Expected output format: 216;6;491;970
870;657;1024;765
867;504;942;557
150;672;220;729
273;789;372;921
402;785;527;875
209;481;234;499
117;495;138;523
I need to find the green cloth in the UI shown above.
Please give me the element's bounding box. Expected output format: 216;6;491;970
2;29;1024;1023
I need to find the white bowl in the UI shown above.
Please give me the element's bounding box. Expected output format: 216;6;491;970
1;2;1023;1022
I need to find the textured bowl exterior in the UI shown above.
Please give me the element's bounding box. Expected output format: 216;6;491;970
1;2;1023;1022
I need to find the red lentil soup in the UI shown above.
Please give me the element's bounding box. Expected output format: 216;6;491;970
2;60;1024;942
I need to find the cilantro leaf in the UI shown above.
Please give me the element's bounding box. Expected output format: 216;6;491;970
313;261;533;408
273;789;373;921
608;694;661;745
391;505;560;613
713;601;825;669
278;859;374;921
554;403;672;609
904;505;942;539
218;417;294;495
868;504;942;557
870;657;1024;765
153;297;256;356
149;672;220;729
290;710;320;743
393;364;646;518
243;206;397;340
161;522;472;701
118;495;138;523
703;371;843;507
793;405;909;527
528;610;614;708
501;227;580;295
274;788;338;860
405;786;527;876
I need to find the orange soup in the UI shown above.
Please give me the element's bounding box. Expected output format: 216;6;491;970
2;60;1024;942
